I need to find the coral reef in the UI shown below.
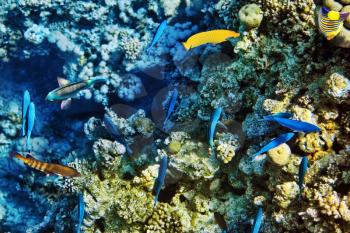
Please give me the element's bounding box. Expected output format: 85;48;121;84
2;0;350;232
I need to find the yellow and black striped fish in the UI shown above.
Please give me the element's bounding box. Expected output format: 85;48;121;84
319;7;350;40
11;151;80;177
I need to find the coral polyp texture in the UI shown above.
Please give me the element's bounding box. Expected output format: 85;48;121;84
1;0;350;232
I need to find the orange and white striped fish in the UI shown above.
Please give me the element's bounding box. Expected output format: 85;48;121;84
319;7;350;40
11;151;80;177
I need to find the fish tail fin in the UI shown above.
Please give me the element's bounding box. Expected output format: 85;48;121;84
209;145;216;158
262;116;274;121
146;46;152;55
153;196;158;207
21;122;26;137
182;42;190;51
299;186;303;202
163;117;169;130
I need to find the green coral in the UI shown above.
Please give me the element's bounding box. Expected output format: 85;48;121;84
168;140;182;154
133;117;155;137
73;158;154;232
169;140;220;180
239;4;263;29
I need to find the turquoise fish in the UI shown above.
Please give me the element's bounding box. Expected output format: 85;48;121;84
147;20;168;54
26;102;35;152
77;193;85;233
153;155;167;207
253;132;295;157
21;90;30;137
298;156;308;201
163;89;178;129
46;76;107;110
263;116;321;133
209;108;222;149
251;207;263;233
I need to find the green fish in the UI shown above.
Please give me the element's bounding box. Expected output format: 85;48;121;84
46;76;107;109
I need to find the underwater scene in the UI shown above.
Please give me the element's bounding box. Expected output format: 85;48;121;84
2;0;350;232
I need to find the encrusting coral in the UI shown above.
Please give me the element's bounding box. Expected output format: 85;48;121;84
239;4;264;29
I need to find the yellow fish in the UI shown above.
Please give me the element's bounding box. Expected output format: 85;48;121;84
182;29;240;51
319;7;350;40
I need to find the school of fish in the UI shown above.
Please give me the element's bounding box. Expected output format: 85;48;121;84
11;5;342;231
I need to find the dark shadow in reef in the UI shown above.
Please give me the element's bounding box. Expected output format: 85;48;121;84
60;98;106;120
0;53;64;99
107;68;170;118
0;157;49;232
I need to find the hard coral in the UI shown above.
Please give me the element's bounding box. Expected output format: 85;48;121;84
239;4;263;29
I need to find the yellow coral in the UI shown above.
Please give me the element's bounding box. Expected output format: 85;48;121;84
168;140;182;154
267;143;291;166
216;143;236;163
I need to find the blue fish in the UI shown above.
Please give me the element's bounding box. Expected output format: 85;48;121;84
263;112;293;120
163;89;178;129
209;108;222;149
103;115;133;155
26;102;35;152
251;207;263;233
77;193;85;233
253;132;295;157
21;90;31;137
153;155;167;207
298;156;308;201
263;116;321;133
147;20;168;54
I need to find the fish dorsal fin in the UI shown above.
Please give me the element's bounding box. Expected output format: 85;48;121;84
57;77;70;87
26;153;36;160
